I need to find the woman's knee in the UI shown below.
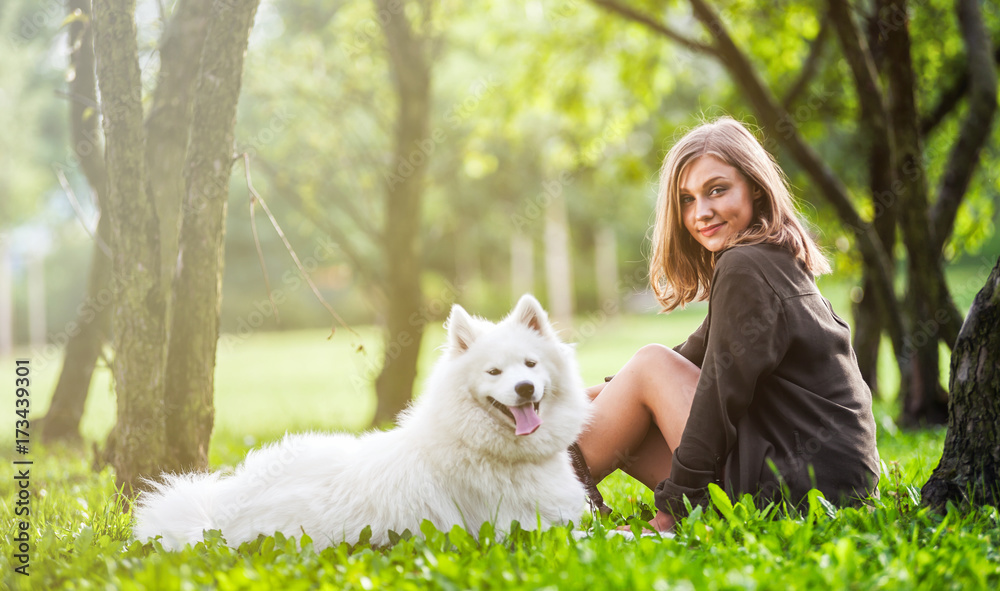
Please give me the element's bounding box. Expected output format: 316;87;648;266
630;344;684;375
625;344;700;394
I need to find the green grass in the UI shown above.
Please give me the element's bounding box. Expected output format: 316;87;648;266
1;305;998;590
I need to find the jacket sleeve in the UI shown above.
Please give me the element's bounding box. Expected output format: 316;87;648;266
655;262;789;516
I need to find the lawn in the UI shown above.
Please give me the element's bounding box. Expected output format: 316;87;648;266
1;296;997;590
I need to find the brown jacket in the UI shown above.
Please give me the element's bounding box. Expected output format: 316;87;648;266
655;243;880;516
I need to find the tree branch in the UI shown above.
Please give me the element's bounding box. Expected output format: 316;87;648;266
826;0;889;138
589;0;718;57
931;0;998;252
255;154;381;240
782;18;830;110
259;158;381;285
67;0;107;193
242;153;361;339
280;186;382;287
863;0;890;72
376;0;429;98
920;46;1000;136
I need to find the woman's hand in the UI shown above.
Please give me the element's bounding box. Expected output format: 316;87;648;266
616;510;675;534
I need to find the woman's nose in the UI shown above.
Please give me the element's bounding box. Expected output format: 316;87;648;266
695;198;713;220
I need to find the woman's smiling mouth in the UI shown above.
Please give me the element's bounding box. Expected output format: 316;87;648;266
699;222;726;237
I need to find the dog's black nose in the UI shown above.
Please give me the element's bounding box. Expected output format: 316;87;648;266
515;381;535;400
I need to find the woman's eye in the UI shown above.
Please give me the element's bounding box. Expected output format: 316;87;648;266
525;360;537;368
710;186;726;196
487;368;502;376
680;195;694;205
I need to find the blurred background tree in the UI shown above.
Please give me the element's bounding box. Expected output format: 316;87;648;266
1;0;997;449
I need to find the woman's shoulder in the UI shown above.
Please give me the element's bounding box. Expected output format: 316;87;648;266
715;243;793;272
714;244;815;298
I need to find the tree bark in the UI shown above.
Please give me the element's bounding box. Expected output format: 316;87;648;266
828;0;894;396
94;0;169;493
921;255;1000;510
883;0;951;426
162;0;259;473
42;0;113;444
372;0;432;425
852;111;896;397
144;0;213;298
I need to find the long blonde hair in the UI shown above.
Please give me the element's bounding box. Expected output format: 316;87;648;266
649;117;831;312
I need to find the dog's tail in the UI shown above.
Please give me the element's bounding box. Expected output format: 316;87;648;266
132;472;224;550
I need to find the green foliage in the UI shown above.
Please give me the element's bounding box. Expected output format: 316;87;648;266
3;428;1000;590
1;309;995;589
6;0;997;333
0;0;71;227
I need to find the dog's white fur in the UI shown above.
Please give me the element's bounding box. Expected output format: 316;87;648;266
133;295;589;550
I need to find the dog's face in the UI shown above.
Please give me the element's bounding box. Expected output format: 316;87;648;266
432;294;588;459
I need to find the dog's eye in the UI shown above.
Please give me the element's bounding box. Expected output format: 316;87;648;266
525;360;536;368
487;368;502;376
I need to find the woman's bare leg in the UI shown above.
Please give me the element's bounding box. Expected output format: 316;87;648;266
577;344;700;487
621;423;675;490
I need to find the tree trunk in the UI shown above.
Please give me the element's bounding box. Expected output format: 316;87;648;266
144;0;212;297
162;0;259;473
544;195;574;331
921;255;1000;510
852;182;895;398
851;0;895;397
511;232;534;302
883;0;950;426
41;0;113;445
595;225;619;311
41;213;112;444
92;0;260;486
372;0;432;425
94;0;169;493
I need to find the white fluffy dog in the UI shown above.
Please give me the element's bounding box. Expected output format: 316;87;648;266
133;295;590;550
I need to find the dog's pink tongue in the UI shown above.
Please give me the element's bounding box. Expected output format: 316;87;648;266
510;404;542;436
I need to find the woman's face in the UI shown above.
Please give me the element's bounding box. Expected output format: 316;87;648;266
678;155;760;253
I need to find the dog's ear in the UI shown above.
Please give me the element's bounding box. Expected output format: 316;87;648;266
446;304;477;354
508;294;556;339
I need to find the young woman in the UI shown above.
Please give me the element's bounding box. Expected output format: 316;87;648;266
570;117;880;532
